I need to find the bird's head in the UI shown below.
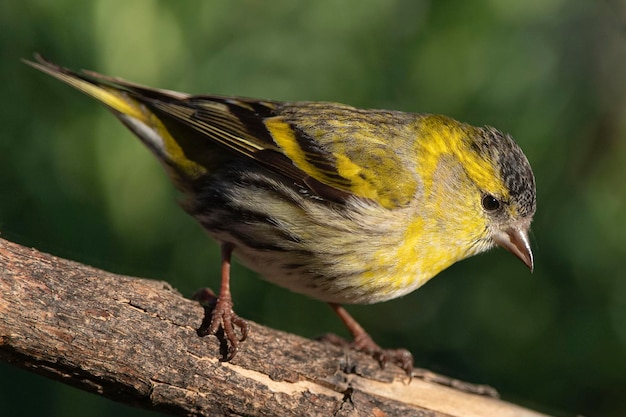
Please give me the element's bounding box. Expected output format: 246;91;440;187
417;116;536;271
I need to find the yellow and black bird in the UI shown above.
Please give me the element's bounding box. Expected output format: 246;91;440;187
25;55;535;374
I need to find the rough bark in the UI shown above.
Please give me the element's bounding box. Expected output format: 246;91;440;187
0;237;549;416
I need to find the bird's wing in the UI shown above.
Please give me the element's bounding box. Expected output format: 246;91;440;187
26;55;418;208
151;96;419;208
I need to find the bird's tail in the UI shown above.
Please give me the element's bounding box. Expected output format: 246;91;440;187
23;54;216;191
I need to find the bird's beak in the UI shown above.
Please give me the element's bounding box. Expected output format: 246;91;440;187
493;226;534;272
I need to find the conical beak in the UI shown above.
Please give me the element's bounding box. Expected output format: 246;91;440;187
493;226;534;271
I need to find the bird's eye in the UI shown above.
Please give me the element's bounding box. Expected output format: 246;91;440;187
481;194;501;212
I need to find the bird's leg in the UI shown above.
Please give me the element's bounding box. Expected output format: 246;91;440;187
196;243;248;361
328;303;414;376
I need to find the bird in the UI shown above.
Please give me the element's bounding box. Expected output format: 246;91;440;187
25;54;535;375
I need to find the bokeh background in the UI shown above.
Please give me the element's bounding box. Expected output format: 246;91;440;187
1;1;625;416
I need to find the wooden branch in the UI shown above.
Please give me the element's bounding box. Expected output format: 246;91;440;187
0;237;549;416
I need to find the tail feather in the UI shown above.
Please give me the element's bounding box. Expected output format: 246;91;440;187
24;54;219;188
23;54;151;122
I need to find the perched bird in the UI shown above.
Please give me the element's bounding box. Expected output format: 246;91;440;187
25;54;535;375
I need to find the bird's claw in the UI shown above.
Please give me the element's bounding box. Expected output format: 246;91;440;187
320;332;414;377
351;331;414;376
196;289;248;361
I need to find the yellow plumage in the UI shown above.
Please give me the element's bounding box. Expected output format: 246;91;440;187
25;55;536;374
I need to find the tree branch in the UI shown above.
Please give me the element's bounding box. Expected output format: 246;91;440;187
0;237;549;416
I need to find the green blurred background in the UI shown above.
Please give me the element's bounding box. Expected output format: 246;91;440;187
1;1;625;416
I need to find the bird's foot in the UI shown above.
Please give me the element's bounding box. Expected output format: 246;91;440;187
194;288;248;361
320;332;414;377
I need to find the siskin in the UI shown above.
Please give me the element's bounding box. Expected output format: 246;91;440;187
26;55;535;375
